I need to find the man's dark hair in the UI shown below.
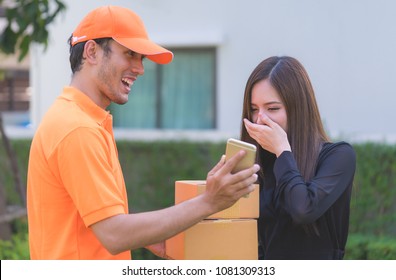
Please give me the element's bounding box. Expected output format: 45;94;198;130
67;36;113;74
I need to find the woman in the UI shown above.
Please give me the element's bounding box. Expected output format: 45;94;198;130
241;56;356;259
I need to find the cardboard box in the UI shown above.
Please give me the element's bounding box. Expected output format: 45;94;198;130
166;219;258;260
175;180;259;219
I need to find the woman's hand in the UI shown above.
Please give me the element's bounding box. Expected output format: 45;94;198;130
244;113;291;157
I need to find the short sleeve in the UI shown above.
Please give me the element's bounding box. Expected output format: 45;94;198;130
54;127;127;227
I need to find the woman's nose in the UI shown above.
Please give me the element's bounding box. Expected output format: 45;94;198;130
256;112;265;125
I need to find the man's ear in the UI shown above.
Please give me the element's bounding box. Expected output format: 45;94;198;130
83;40;99;64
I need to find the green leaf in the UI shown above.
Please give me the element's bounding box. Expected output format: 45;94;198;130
18;35;31;61
0;0;66;58
0;26;17;54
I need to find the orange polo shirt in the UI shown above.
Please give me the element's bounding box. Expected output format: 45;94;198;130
27;86;130;259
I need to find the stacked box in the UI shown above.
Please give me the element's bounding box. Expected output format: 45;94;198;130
174;180;259;219
166;219;257;260
166;180;259;260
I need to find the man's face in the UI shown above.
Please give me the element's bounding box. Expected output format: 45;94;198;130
96;40;145;108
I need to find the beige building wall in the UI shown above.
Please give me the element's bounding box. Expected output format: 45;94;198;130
26;0;396;142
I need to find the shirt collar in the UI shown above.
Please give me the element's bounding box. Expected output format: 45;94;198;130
60;86;111;126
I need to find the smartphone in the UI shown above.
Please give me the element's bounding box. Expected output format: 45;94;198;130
225;138;257;173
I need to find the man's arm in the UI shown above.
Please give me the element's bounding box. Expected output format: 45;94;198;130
91;150;259;255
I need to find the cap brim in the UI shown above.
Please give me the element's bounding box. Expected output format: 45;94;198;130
114;38;173;64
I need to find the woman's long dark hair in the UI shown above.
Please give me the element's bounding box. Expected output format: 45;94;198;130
240;56;329;182
240;56;330;235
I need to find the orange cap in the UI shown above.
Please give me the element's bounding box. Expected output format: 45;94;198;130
71;6;173;64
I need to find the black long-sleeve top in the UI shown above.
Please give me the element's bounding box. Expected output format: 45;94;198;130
258;142;356;259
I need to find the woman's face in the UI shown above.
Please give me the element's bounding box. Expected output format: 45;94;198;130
250;79;288;131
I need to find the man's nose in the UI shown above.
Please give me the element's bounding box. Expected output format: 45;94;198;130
132;59;144;76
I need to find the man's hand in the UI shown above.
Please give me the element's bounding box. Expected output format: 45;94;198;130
203;151;260;214
146;241;173;260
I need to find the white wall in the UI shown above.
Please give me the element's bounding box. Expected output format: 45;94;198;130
30;0;396;142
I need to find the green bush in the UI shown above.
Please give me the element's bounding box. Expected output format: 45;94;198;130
1;139;396;259
0;232;29;260
344;234;370;260
0;218;29;260
345;234;396;260
350;143;396;236
116;140;224;213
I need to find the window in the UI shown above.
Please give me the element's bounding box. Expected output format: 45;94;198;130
109;48;216;129
0;70;30;112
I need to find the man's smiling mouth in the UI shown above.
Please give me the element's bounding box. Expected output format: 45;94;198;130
121;77;134;91
122;77;134;87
